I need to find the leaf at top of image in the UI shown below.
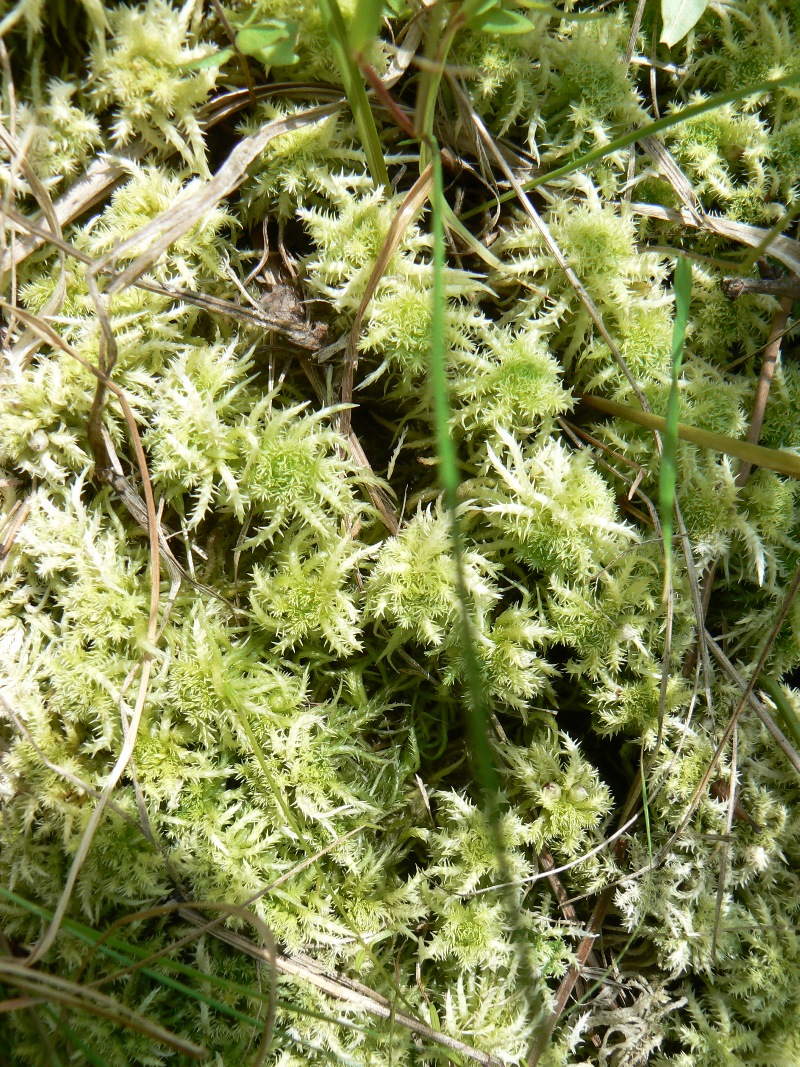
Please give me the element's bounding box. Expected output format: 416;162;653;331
236;20;300;67
661;0;711;47
350;0;385;53
466;1;536;35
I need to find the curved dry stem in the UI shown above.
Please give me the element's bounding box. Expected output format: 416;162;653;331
0;118;67;363
76;901;276;1067
0;300;162;967
98;104;343;294
0;959;207;1059
339;161;433;436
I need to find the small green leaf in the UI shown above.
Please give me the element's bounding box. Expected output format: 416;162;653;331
462;0;499;19
515;0;596;10
316;0;389;188
182;47;234;70
350;0;384;53
660;0;710;47
428;1001;441;1031
470;5;536;34
235;21;300;67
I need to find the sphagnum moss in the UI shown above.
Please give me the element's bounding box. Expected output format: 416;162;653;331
1;1;800;1065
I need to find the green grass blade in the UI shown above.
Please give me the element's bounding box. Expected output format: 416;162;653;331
316;0;389;188
462;70;800;219
0;885;384;1046
414;1;452;168
0;886;269;1032
44;1009;114;1067
429;142;499;811
0;885;456;1061
759;676;800;754
429;148;458;512
659;255;691;590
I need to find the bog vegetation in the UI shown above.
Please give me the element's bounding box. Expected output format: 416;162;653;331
1;0;800;1064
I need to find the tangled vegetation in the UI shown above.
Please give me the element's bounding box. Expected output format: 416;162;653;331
1;0;800;1064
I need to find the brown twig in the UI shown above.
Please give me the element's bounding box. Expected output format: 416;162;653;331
0;118;67;362
527;882;617;1066
630;203;800;276
538;848;605;997
0;148;142;275
0;201;329;351
704;632;800;777
735;295;794;487
179;908;504;1067
0;496;30;561
624;0;647;65
722;275;800;301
